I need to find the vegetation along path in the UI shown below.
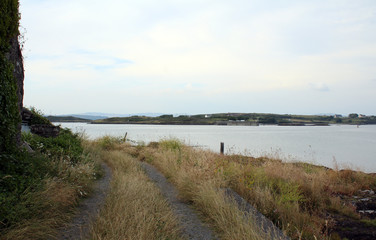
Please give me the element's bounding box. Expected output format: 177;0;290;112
57;163;112;240
142;162;218;240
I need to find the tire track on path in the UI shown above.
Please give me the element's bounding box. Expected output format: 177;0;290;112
141;162;218;240
57;163;112;240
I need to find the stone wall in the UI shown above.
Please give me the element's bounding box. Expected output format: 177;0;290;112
30;125;60;138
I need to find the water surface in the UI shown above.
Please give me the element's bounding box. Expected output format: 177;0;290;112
57;123;376;172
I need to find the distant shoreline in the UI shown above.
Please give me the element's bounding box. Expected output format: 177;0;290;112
48;112;376;126
52;121;376;127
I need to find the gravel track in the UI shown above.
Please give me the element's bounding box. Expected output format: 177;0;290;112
55;159;289;240
141;162;218;240
56;163;112;240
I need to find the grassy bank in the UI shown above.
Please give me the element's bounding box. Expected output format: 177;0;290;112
86;137;182;240
3;134;374;239
124;139;376;240
0;129;100;239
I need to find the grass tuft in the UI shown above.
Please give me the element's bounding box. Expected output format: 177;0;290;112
87;142;182;240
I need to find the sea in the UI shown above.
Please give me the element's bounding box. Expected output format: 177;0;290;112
56;122;376;173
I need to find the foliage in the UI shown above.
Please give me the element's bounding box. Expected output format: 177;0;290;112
0;54;19;152
159;139;182;151
95;135;123;150
23;128;84;163
29;107;53;125
0;151;48;227
0;128;88;233
0;0;21;153
0;0;19;51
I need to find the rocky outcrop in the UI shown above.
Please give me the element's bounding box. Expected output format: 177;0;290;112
22;108;61;138
30;125;60;138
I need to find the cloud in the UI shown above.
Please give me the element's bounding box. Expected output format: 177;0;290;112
309;82;330;92
19;0;376;115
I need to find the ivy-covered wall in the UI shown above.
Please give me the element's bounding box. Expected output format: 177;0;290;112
0;0;22;153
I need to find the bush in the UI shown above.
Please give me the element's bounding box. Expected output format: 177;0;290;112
159;139;183;151
96;136;123;150
28;107;53;125
23;128;83;163
0;151;48;228
1;128;86;231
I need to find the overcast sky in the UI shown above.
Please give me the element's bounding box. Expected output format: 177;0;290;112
20;0;376;116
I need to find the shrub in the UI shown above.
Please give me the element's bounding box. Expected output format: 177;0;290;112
1;128;90;233
159;139;183;151
0;151;48;228
23;128;83;163
96;136;123;150
29;107;52;125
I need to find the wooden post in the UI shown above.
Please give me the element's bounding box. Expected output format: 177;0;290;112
123;132;128;142
220;142;224;155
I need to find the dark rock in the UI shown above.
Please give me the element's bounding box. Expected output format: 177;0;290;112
31;124;60;138
331;189;376;239
21;107;32;124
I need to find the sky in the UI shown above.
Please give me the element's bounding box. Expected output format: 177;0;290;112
20;0;376;116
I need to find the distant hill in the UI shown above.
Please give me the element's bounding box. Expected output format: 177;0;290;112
47;112;170;122
60;112;168;120
91;112;376;125
69;114;107;120
47;115;91;122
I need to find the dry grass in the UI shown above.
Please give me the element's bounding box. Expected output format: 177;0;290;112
131;140;271;240
127;139;376;240
87;141;182;240
1;144;100;240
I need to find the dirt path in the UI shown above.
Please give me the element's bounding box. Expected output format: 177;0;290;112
141;162;218;240
56;163;112;240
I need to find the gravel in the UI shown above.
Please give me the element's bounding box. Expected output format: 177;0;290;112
56;163;112;240
141;162;218;240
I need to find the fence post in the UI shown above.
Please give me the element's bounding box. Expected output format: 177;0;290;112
220;142;224;155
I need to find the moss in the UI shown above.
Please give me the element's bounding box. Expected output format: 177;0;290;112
0;53;20;152
0;0;20;153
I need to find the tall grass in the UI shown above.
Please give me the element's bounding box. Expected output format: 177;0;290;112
131;139;376;240
0;130;100;239
134;139;270;240
87;139;182;240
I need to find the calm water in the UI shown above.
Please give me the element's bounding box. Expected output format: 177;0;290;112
57;123;376;173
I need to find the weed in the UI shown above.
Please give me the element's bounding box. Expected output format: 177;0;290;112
1;128;99;239
95;135;123;150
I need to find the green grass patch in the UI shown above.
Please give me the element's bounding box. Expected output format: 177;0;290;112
1;128;99;239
